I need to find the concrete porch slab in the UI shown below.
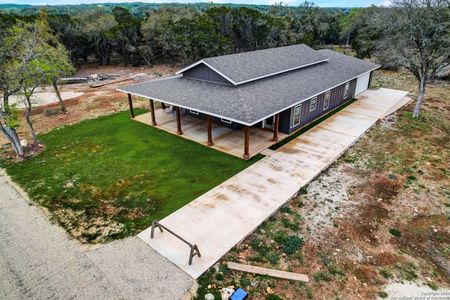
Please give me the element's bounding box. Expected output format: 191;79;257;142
135;109;287;159
138;88;410;279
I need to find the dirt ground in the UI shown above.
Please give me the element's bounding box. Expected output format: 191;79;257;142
194;70;450;300
0;64;178;146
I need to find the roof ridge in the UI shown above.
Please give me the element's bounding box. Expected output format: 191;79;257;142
178;44;328;86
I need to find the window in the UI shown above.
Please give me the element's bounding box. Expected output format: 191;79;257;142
343;82;350;99
309;97;317;112
292;104;302;127
189;110;199;115
221;118;232;124
323;91;331;110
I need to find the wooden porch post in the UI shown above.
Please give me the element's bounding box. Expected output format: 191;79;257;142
243;126;250;159
127;93;135;118
176;106;183;135
149;99;157;126
272;113;279;142
207;115;213;146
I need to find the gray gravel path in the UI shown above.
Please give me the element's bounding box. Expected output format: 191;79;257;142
0;174;194;300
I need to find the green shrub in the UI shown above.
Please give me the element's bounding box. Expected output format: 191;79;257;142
389;228;402;237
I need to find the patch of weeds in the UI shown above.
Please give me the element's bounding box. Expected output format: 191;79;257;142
282;218;300;231
328;265;345;276
389;228;402;237
427;282;438;290
240;276;251;288
282;235;304;255
378;291;388;298
214;272;224;281
273;231;288;244
306;288;313;299
267;252;280;265
248;254;264;262
379;268;392;279
396;262;418;281
219;263;230;275
299;187;308;195
314;271;333;282
266;295;284;300
280;205;293;214
406;175;417;186
344;153;359;164
296;199;304;208
194;269;220;300
250;237;271;257
273;231;303;255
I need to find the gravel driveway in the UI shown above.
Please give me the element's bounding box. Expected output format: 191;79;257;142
0;173;194;300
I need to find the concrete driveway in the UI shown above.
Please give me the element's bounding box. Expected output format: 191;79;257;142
138;88;410;279
0;173;194;300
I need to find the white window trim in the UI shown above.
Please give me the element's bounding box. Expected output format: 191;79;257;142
292;104;302;127
221;118;232;124
189;109;199;115
323;91;331;110
309;97;317;112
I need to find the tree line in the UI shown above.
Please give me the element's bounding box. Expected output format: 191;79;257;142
1;3;365;66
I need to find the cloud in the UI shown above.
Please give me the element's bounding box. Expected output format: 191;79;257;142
379;0;392;6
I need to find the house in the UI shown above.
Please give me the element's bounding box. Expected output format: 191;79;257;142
119;44;379;159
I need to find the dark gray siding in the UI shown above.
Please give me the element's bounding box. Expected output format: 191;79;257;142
182;63;232;85
281;79;357;134
278;109;292;134
184;109;243;130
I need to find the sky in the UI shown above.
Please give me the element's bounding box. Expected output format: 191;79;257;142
0;0;388;8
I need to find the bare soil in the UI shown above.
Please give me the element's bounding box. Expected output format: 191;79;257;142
0;64;178;146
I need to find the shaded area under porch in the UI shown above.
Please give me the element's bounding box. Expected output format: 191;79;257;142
133;108;287;159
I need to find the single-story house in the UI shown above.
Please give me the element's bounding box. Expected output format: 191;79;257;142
119;44;379;159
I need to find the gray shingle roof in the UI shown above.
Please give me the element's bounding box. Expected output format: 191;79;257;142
177;44;328;85
119;49;379;125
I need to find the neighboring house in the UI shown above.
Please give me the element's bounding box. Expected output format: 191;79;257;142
119;44;379;159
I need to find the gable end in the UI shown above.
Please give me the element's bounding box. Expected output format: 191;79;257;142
181;62;233;85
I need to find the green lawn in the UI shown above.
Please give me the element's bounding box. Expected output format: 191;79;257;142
1;110;259;243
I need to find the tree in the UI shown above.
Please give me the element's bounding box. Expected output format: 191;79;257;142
0;14;73;156
111;6;142;66
0;22;38;157
37;11;74;113
76;8;118;65
376;0;450;117
339;6;384;58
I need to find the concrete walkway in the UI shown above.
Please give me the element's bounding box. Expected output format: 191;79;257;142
0;174;194;300
139;88;409;279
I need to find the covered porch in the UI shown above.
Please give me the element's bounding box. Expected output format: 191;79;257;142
127;95;287;159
